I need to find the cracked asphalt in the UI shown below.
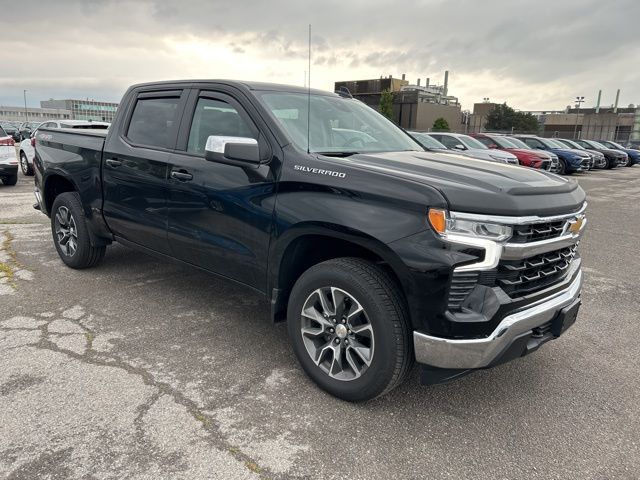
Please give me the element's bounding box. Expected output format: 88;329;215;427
1;166;639;479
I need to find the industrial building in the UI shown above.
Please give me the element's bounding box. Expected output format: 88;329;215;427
334;72;464;132
40;98;119;122
0;105;71;122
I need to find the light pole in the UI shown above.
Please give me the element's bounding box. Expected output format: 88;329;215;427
23;90;29;123
573;96;584;139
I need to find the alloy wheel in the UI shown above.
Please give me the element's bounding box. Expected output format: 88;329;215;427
20;153;29;175
300;287;374;381
54;206;78;256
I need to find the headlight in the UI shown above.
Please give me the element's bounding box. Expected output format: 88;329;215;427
488;154;509;163
428;209;512;241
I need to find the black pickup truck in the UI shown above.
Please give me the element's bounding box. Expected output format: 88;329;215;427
33;80;587;401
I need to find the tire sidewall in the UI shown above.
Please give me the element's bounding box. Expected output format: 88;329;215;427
20;152;31;175
287;263;404;401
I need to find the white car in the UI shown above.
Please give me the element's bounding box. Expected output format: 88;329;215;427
18;120;109;175
425;132;520;165
0;125;19;186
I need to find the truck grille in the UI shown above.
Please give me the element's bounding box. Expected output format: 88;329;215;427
510;220;566;243
496;245;578;297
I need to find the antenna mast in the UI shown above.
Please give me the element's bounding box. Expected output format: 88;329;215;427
307;24;311;154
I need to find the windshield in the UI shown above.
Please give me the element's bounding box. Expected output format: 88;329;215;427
607;141;624;149
490;136;519;148
506;137;530;149
541;138;566;149
410;132;448;149
558;139;582;149
589;140;607;149
257;92;422;154
459;135;488;150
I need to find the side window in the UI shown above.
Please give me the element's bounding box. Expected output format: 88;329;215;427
438;135;461;149
476;137;494;148
187;97;256;155
524;138;541;149
127;96;181;149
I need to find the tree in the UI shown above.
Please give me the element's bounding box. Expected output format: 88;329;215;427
379;89;394;120
433;117;450;132
485;103;539;133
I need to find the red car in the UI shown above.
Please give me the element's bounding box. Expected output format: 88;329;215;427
472;133;553;170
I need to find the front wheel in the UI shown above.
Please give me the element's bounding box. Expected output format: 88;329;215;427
51;192;106;269
20;152;33;176
287;258;413;401
557;159;567;175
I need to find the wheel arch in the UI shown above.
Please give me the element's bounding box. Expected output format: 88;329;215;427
268;224;412;325
43;173;78;217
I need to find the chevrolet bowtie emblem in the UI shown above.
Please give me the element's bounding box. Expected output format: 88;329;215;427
568;217;584;234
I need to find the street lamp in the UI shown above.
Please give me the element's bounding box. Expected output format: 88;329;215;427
573;96;584;139
23;90;29;122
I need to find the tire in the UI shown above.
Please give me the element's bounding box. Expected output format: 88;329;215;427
51;192;106;269
20;152;34;176
287;257;413;402
2;174;18;186
557;159;567;175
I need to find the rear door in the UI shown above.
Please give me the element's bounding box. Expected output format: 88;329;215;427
102;88;188;254
166;87;277;290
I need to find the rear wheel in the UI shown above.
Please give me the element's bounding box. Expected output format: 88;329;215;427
51;192;106;269
287;257;413;402
1;174;18;186
20;152;34;176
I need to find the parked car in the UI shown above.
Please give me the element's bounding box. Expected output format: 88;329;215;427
408;132;451;152
503;136;560;172
471;133;553;171
0;125;18;186
425;132;519;164
513;135;590;174
596;140;639;166
555;139;606;169
16;121;44;142
0;121;20;142
34;80;586;401
18;120;110;175
574;139;628;168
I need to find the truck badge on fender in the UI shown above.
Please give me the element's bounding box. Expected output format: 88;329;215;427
294;165;346;178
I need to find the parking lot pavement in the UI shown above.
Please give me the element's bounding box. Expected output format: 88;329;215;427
1;169;639;480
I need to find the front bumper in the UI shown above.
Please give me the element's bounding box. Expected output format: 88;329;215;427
414;268;582;369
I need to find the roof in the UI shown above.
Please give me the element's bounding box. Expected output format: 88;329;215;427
58;120;110;126
129;79;336;97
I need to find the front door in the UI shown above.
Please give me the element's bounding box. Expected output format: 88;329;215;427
166;89;277;290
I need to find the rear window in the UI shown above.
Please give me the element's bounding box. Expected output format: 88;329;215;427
126;97;180;148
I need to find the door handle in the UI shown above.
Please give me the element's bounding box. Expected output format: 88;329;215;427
170;169;193;182
105;158;122;168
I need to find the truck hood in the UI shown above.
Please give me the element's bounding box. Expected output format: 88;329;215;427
341;151;586;217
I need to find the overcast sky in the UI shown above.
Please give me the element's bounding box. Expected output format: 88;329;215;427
1;0;639;111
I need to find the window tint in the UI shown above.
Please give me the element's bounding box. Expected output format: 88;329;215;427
523;138;542;148
437;135;464;149
127;97;180;149
187;98;256;154
0;126;6;137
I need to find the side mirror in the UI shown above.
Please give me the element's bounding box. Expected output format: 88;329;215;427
205;136;260;166
453;144;466;150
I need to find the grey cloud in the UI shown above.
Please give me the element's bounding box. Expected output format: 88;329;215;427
1;0;639;109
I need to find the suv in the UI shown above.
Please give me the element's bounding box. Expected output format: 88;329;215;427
555;139;605;169
574;139;628;168
596;140;639;166
0;125;18;186
513;135;590;174
472;133;553;170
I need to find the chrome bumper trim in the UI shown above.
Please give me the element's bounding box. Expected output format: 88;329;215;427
413;269;583;369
